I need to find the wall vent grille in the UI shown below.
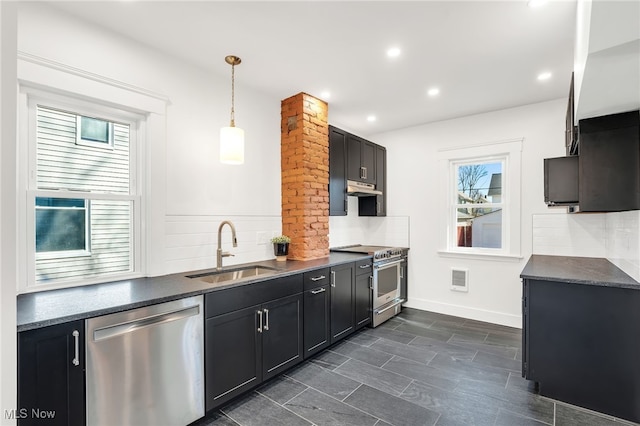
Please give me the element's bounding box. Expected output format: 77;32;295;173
451;268;469;292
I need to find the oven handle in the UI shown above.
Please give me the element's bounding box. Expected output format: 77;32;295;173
374;299;406;315
373;258;404;270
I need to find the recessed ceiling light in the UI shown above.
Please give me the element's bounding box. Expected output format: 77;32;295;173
537;72;552;81
386;47;401;58
367;115;377;122
427;87;440;97
528;0;548;8
320;91;331;99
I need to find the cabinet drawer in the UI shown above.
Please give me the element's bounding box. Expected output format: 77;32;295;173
206;274;302;318
303;268;331;291
355;258;373;276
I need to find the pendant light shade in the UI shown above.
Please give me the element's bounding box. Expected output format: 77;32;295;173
220;126;245;165
220;55;245;165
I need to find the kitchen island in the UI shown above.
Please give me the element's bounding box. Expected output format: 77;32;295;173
520;255;640;424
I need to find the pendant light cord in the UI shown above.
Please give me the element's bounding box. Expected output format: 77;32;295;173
230;63;235;127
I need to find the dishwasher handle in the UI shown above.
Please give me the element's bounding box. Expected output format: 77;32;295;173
93;305;201;342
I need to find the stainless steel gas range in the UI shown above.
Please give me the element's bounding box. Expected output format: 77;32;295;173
331;245;408;327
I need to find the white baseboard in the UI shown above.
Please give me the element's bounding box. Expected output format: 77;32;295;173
403;298;522;329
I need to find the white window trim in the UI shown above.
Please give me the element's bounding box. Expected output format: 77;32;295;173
17;52;169;293
19;89;144;292
437;138;523;260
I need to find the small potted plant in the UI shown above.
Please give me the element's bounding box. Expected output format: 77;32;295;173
270;235;291;261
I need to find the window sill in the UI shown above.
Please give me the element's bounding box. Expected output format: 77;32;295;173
437;250;523;262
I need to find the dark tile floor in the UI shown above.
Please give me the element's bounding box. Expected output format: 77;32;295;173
195;308;639;426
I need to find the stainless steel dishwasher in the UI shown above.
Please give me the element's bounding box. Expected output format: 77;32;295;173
86;296;204;426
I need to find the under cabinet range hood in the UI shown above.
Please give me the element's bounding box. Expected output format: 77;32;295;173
347;180;382;197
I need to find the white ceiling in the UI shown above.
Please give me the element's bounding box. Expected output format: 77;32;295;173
49;0;577;136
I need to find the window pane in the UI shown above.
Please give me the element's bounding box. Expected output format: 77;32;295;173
457;162;502;203
36;197;85;208
36;198;87;252
36;106;130;194
456;207;502;249
80;116;110;143
36;199;132;283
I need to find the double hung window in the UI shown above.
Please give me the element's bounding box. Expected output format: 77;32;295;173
25;98;141;288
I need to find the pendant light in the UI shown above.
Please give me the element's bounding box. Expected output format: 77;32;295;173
220;55;244;165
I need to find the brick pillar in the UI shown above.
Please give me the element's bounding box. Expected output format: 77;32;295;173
280;93;329;260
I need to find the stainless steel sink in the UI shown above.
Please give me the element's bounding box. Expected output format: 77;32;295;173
186;266;280;284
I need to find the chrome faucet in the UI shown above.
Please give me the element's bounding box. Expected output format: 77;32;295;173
216;220;238;270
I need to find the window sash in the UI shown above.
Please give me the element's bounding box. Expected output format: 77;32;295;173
450;156;507;252
23;94;142;290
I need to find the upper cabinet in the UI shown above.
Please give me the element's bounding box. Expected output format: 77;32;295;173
329;125;387;216
347;134;376;185
329;126;348;216
359;145;386;217
578;111;640;212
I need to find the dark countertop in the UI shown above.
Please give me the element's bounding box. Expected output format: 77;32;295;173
17;252;370;332
521;255;640;289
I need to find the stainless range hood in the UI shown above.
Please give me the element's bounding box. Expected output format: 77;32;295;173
347;180;382;197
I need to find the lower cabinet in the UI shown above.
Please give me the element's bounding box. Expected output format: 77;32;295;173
205;275;303;411
18;320;86;426
330;262;355;343
302;268;331;358
354;259;373;330
523;278;640;423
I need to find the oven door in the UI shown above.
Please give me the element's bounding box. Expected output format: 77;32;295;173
373;259;402;308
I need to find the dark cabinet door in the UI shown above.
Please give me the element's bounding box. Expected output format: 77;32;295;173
329;126;348;216
361;140;376;184
578;111;640;212
303;284;331;358
359;146;386;216
18;320;85;426
262;293;303;381
347;135;376;184
354;272;372;329
205;305;261;410
330;262;355;343
347;135;363;182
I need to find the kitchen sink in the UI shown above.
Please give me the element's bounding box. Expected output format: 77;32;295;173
186;266;280;284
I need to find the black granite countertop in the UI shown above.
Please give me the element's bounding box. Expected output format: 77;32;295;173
17;252;370;332
521;255;640;289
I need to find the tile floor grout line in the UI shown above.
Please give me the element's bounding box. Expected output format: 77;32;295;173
256;390;318;426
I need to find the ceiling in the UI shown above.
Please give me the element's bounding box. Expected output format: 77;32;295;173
49;0;577;136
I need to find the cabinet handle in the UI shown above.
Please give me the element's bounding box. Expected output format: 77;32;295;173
257;310;263;333
400;266;404;279
377;201;380;214
359;264;372;269
344;198;348;213
311;287;326;295
331;271;336;287
263;308;269;331
369;275;373;290
360;166;369;179
310;275;326;281
72;330;80;366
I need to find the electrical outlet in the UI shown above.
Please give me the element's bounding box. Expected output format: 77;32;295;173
256;231;268;245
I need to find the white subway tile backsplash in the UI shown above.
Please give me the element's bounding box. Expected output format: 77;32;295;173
532;211;640;282
532;213;606;257
329;198;410;248
165;215;281;274
606;211;640;282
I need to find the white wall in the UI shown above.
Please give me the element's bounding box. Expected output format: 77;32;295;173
16;3;284;279
370;99;567;327
1;2;18;423
606;211;640;282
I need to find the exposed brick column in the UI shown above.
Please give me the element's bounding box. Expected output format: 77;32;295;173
280;93;329;260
